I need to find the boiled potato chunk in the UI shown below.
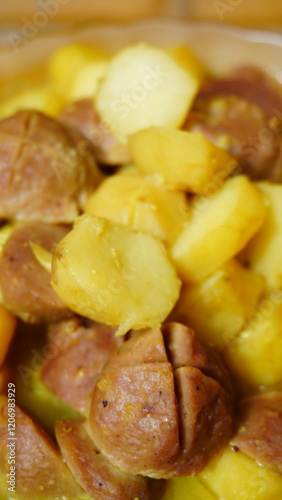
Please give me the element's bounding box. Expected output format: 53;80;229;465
241;182;282;291
161;475;215;500
0;85;64;119
199;446;282;500
167;44;208;84
223;291;282;388
172;259;264;351
52;214;181;335
47;42;109;94
170;175;267;283
69;60;109;101
129;126;237;192
95;43;201;142
84;171;190;244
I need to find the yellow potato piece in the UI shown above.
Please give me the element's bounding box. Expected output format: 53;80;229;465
224;290;282;388
0;304;17;366
84;171;190;244
96;43;201;142
129;126;237;193
52;214;181;335
167;44;208;84
69;60;109;101
172;259;264;351
170;175;267;283
241;182;282;291
47;42;109;93
0;85;64;119
161;475;215;500
199;446;282;500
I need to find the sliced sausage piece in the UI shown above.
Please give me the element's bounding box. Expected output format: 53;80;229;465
162;322;232;394
59;99;131;166
0;395;87;500
88;322;234;478
185;66;282;182
0;110;102;223
110;327;168;368
41;318;123;413
90;362;180;478
0;221;70;323
231;391;282;473
55;418;150;500
172;365;234;476
196;66;282;118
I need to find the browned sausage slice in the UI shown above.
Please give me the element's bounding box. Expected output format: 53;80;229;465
172;365;233;476
55;418;150;500
0;395;87;500
88;323;234;478
59;99;131;166
111;327;168;368
196;66;282;118
185;66;282;182
162;322;231;392
89;362;179;477
0;110;102;223
231;391;282;473
0;221;70;322
41;318;123;413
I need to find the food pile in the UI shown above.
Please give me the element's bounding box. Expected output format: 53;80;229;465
0;40;282;500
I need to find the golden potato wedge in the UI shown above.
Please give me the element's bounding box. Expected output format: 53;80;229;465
223;290;282;388
199;446;282;500
161;475;215;500
129;126;236;193
84;171;190;244
52;214;181;335
47;42;109;94
69;60;109;101
170;175;267;283
167;44;208;84
171;259;264;351
95;43;201;142
0;85;64;119
240;182;282;291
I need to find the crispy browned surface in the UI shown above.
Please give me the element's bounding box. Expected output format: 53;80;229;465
0;221;70;323
0;395;86;500
88;323;234;478
185;66;282;182
0;110;101;222
41;318;123;413
59;99;131;166
232;391;282;473
56;418;150;500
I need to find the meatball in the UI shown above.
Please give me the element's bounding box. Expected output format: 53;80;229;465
0;110;102;223
88;322;234;478
185;66;282;182
59;99;131;166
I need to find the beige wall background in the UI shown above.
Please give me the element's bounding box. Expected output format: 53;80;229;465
1;0;282;26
